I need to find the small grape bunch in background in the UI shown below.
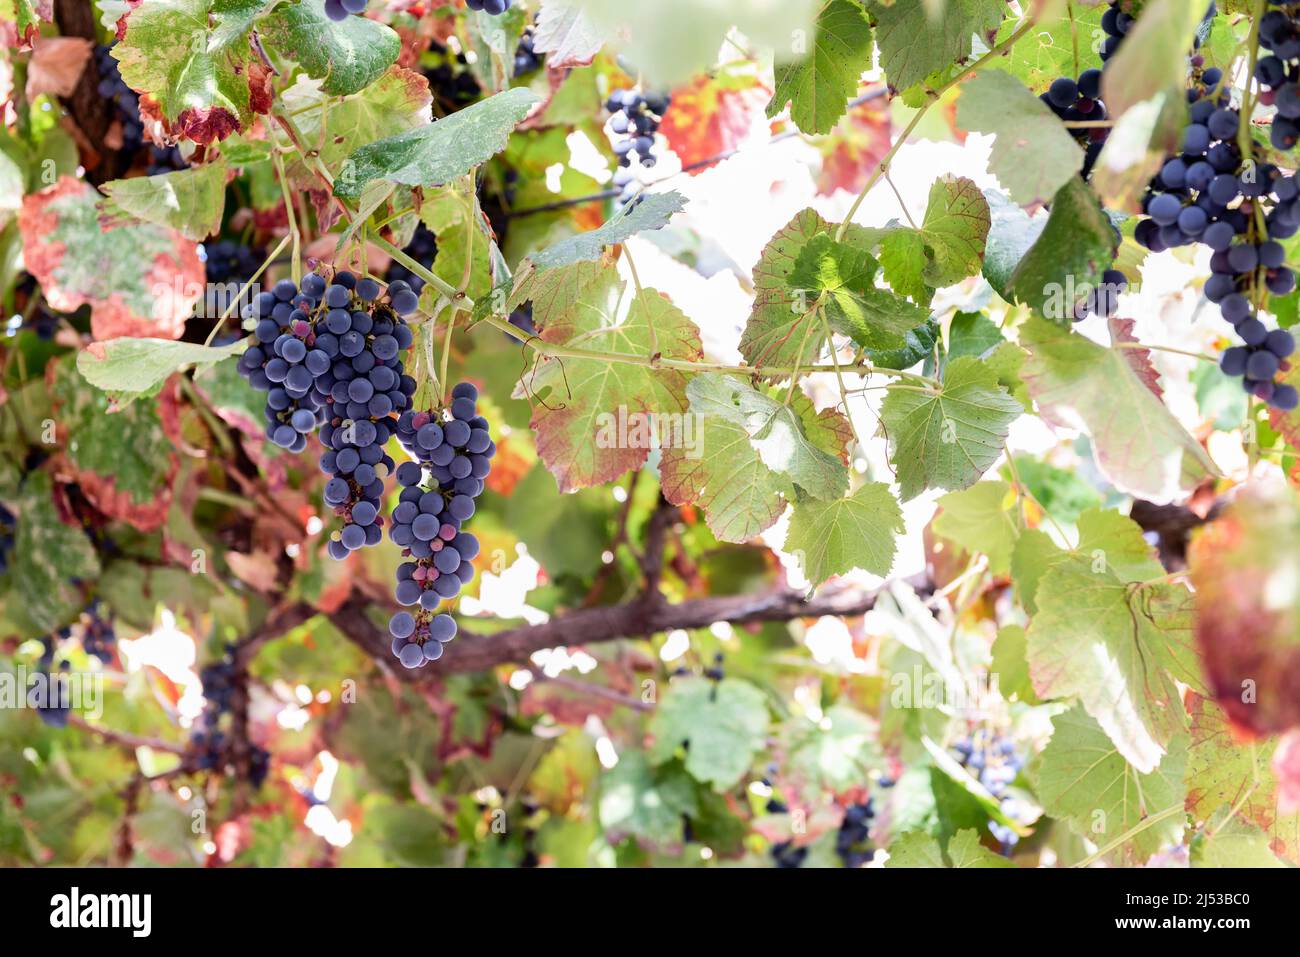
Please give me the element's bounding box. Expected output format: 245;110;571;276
467;0;513;14
324;0;369;21
387;383;495;669
606;89;671;206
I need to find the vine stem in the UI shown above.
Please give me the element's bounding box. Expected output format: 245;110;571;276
835;17;1039;242
272;150;301;286
368;231;941;385
1112;340;1218;363
1072;803;1185;867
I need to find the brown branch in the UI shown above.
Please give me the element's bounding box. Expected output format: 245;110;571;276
325;579;889;677
67;713;187;755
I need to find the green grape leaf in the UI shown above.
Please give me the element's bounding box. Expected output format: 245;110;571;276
76;338;246;405
598;753;698;845
335;87;538;202
1102;0;1207;125
527;191;687;270
986;2;1103;94
783;482;904;585
740;207;832;375
767;0;873;135
419;183;495;303
1036;706;1187;865
519;275;702;493
932;480;1018;575
97;161;228;241
878;356;1022;501
990;625;1038;704
532;0;609;69
912;175;991;287
19;177;204;342
981;189;1046;297
113;0;266;144
261;0;401;97
876;227;933;304
6;472;101;637
649;677;770;791
1020;316;1218;502
885;828;1012;868
956;69;1084;206
867;0;1006;93
1190;807;1287;868
50;355;177;518
789;233;933;352
1007;177;1118;322
1027;562;1197;774
1185;692;1300;865
276;68;432;180
785;705;882;795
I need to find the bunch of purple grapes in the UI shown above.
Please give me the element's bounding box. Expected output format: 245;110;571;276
1253;5;1300;150
189;653;269;787
324;0;369;21
606;90;670;206
235;271;420;556
386;383;495;669
1041;69;1110;179
952;729;1026;854
514;24;542;77
383;225;437;295
79;600;116;664
0;503;14;574
834;801;875;867
467;0;513;14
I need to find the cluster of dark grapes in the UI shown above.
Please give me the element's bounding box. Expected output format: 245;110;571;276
386;383;493;668
952;729;1025;855
236;272;419;557
94;44;144;154
189;652;270;788
78;600;116;664
1098;0;1135;62
1042;69;1111;179
607;90;670;206
0;503;14;574
203;239;265;287
467;0;513;14
424;43;483;110
30;637;71;727
514;24;543;77
384;225;437;295
324;0;368;21
1133;72;1300;410
835;801;875;867
1254;5;1300;150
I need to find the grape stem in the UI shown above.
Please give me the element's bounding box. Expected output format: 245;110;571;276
1072;803;1185;867
835;16;1040;243
272;150;302;286
202;233;292;347
367;230;941;385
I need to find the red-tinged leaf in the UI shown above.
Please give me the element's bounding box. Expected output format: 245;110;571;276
659;72;770;171
20;177;203;342
26;35;93;99
1110;317;1163;399
1188;483;1300;737
1269;359;1300;453
814;95;892;196
1276;730;1300;815
1185;691;1300;864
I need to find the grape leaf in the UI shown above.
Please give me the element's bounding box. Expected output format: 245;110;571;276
767;0;873;135
527;191;687;270
1007;177;1118;322
532;0;613;69
5;472;101;637
981;189;1046;297
990;625;1038;704
276;68;432;180
419;183;495;303
955;69;1084;206
98;161;228;241
785;705;882;795
783;482;903;585
519;275;702;493
1102;0;1206;125
814;96;892;197
788;233;933;352
866;0;1006;94
598;753;698;845
885;828;1012;868
334;87;539;203
261;0;401;97
878;356;1022;501
1185;692;1300;865
19;177;203;342
1036;706;1187;865
660;70;770;170
986;2;1103;94
76;337;245;404
1027;562;1197;774
1189;807;1287;868
1019;316;1218;503
50;355;177;521
649;676;769;791
932;480;1018;575
113;0;266;144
